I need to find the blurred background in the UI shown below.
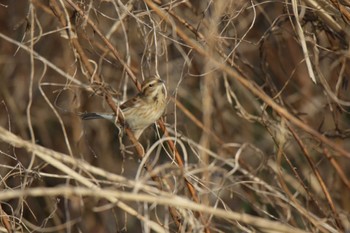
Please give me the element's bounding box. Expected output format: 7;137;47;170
0;0;350;232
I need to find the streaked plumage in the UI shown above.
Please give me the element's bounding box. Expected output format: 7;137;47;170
81;77;167;139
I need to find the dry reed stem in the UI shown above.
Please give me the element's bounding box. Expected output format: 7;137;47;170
0;126;314;233
1;0;349;232
288;125;343;231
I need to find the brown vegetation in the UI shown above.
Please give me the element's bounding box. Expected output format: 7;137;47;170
0;0;350;232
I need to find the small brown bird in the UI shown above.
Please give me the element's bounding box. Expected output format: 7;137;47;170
81;77;167;139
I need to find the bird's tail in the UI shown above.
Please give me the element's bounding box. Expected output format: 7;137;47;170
80;112;115;121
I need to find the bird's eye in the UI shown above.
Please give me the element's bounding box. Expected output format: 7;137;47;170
149;83;154;87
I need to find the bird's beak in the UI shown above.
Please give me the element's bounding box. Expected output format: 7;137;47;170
157;79;165;84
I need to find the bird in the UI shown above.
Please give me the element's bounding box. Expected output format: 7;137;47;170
81;77;167;139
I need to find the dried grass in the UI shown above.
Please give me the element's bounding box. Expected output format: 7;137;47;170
0;0;350;232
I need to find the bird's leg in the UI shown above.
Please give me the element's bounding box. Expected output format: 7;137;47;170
116;123;135;155
115;124;125;154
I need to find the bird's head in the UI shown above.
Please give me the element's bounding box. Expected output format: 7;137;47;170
141;77;167;101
